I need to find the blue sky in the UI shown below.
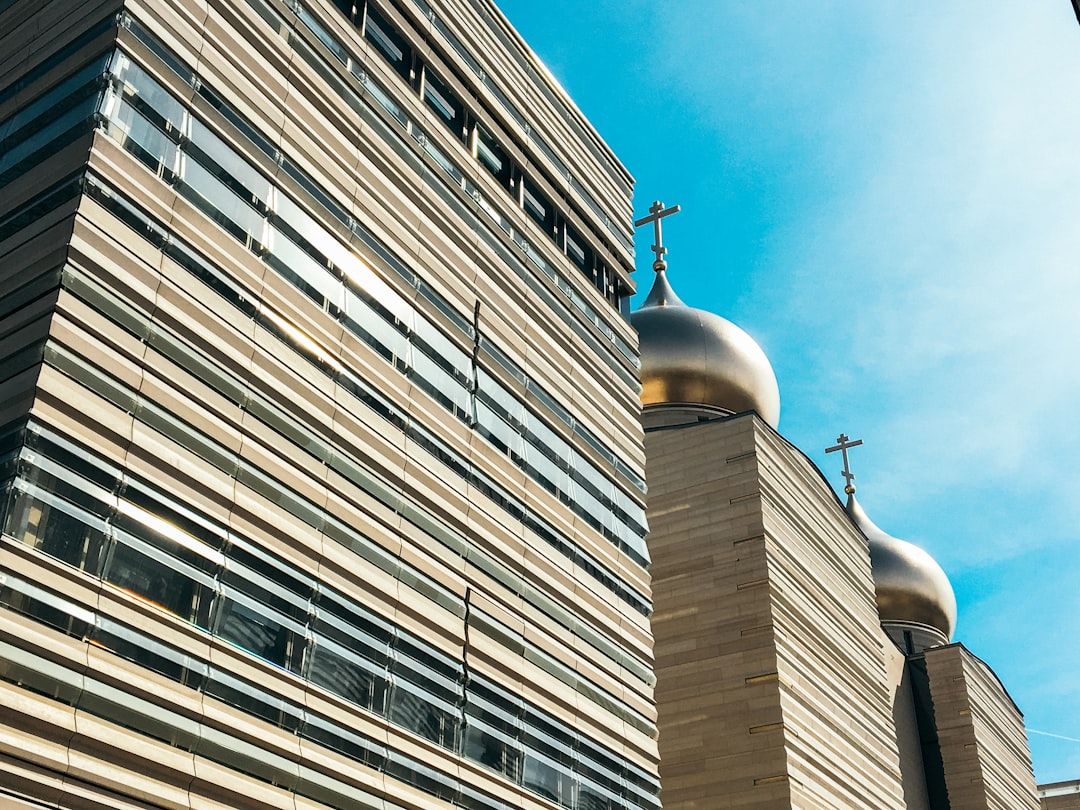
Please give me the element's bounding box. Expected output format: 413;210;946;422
498;0;1080;786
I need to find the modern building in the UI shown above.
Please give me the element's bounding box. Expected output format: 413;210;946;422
0;0;660;808
632;252;1043;809
1040;780;1080;809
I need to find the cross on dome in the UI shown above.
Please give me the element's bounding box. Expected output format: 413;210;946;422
825;433;863;495
634;200;681;271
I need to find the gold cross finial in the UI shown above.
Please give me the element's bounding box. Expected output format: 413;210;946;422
634;200;681;271
825;433;864;495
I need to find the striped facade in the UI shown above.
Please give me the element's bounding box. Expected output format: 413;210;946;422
642;410;1042;810
644;412;910;810
919;644;1040;810
0;0;659;808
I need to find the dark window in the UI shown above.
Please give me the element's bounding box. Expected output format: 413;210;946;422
475;125;512;189
463;723;522;781
105;540;213;627
423;68;463;134
4;488;109;575
215;597;298;670
306;639;388;714
388;681;459;749
564;225;593;273
364;5;412;81
522;180;555;234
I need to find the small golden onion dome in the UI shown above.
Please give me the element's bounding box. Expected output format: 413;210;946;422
847;494;957;641
631;268;780;427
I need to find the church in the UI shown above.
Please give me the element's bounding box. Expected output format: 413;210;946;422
632;204;1042;809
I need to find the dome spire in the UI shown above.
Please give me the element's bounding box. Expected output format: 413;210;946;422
631;198;780;427
827;433;957;650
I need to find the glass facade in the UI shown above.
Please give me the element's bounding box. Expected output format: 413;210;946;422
0;419;659;810
0;0;657;808
95;34;650;574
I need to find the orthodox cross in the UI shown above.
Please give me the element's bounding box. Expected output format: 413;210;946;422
634;200;681;271
825;433;863;495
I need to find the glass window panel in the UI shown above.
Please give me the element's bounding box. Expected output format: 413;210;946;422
78;672;201;751
196;723;300;791
113;55;186;133
21;455;113;517
340;253;414;327
465;678;522;731
311;609;391;663
105;537;215;627
188;117;271;204
297;5;350;65
422;137;463;184
364;6;410;79
4;484;109;575
267;225;343;309
523;750;574;807
26;425;122;492
477;369;524;427
343;287;410;364
522;714;575;767
0;574;94;640
315;589;394;644
93;616;207;690
522;446;565;495
0;639;84;707
361;73;407;125
204;666;304;733
576;778;621;810
456;782;500;810
524;411;569;468
306;634;388;714
423;69;461;128
463;721;522;780
564;226;590;271
476;402;522;459
387;679;459;749
472;186;510;234
181;155;266;246
384;752;457;802
409;316;470;376
518;235;555;280
112;498;223;575
410;349;470;418
390;654;461;706
301;711;388;771
522;181;553;231
227;534;314;600
214;594;301;670
475;125;511;187
275;191;355;274
220;562;310;624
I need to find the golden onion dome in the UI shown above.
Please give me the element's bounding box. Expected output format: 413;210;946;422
631;268;780;427
846;494;957;642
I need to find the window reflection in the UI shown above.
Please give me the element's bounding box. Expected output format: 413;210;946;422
106;537;215;628
100;30;650;563
2;436;661;809
213;600;295;669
